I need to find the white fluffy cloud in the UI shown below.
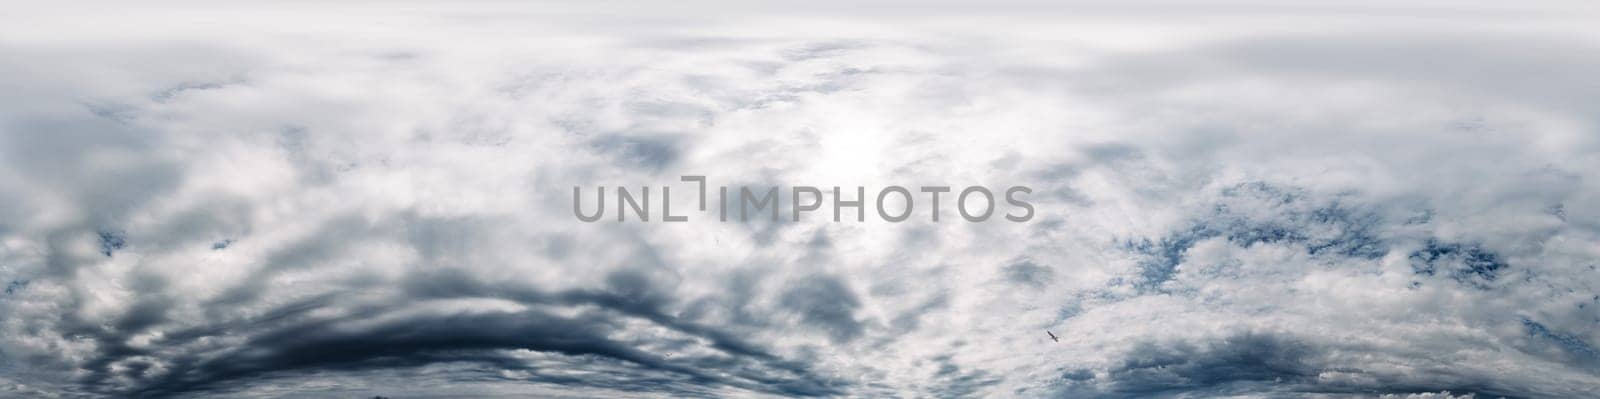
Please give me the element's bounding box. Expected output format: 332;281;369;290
2;1;1599;398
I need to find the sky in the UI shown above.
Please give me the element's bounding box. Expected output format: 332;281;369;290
2;1;1600;398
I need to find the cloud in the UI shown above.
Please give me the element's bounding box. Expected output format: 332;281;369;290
3;2;1600;397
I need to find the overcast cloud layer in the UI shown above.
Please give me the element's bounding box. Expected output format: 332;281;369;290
3;2;1600;398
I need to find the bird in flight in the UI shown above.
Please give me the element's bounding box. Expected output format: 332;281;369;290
1047;331;1059;342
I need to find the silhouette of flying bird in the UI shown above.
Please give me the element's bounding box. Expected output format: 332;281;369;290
1047;331;1059;342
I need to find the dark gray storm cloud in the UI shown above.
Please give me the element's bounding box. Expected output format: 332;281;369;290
1053;332;1536;398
